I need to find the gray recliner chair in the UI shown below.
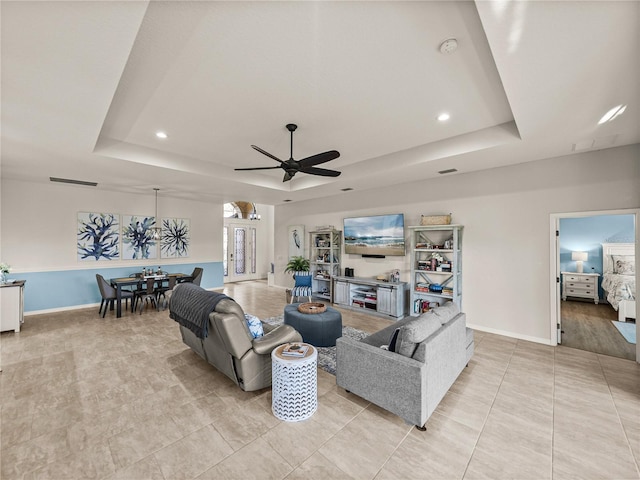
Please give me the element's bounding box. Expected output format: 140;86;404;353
170;284;302;391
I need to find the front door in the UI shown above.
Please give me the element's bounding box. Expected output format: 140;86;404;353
224;224;257;283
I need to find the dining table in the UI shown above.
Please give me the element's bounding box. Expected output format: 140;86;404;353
109;273;192;318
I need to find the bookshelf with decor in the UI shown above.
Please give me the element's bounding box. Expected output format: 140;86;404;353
409;224;463;315
309;229;341;302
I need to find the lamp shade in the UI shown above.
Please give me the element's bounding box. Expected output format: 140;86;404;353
571;251;588;262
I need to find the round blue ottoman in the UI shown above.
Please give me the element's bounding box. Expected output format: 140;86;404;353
284;303;343;347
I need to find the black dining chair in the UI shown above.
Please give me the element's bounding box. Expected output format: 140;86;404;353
96;274;134;318
133;277;159;314
190;267;203;286
157;275;178;310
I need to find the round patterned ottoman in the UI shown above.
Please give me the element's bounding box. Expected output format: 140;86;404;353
283;303;343;347
271;343;317;422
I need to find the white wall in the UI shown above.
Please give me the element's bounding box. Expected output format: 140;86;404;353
274;144;640;344
1;179;223;272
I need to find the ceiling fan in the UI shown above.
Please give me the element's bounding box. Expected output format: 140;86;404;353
235;123;341;182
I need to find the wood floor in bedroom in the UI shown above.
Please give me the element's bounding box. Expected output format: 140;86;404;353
561;299;636;360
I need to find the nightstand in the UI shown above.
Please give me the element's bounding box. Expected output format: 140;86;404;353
561;272;600;304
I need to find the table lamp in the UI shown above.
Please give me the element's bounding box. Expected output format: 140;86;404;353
572;251;588;273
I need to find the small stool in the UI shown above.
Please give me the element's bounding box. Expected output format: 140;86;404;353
271;343;317;422
283;303;343;347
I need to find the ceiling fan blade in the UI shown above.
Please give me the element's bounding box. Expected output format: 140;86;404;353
234;166;282;171
298;150;340;168
251;145;284;164
299;166;342;177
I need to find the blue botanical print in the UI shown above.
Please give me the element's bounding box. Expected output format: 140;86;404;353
77;213;119;261
122;216;157;259
161;218;190;258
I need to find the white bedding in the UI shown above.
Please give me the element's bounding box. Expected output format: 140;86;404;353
602;273;636;310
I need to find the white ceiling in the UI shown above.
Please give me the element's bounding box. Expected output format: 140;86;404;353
2;1;638;205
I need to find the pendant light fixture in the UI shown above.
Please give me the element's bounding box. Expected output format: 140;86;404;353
151;188;161;240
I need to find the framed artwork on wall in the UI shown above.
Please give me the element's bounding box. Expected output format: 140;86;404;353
288;225;305;259
121;214;158;260
77;212;120;261
161;217;190;258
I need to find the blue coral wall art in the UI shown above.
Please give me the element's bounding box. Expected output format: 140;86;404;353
77;212;120;261
122;215;158;260
161;218;190;258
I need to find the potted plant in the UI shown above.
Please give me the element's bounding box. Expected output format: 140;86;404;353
284;256;310;275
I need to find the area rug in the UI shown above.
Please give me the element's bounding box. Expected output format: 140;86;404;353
611;320;637;345
263;315;368;375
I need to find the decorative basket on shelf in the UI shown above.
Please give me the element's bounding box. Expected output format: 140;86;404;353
420;214;452;226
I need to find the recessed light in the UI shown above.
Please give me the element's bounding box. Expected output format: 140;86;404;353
437;113;450;122
156;131;168;139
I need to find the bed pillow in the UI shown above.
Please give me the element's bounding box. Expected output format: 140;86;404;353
613;255;635;275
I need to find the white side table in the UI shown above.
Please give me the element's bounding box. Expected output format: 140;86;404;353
271;343;317;422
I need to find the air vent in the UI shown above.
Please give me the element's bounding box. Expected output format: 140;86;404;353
341;188;354;191
283;199;292;202
438;168;458;175
50;177;98;187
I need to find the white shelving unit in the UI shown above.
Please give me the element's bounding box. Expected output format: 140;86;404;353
409;225;463;315
309;229;341;302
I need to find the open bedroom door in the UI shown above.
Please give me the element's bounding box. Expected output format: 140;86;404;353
551;209;637;363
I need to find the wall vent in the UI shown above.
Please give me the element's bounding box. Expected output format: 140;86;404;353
341;187;354;191
50;177;98;187
438;168;458;175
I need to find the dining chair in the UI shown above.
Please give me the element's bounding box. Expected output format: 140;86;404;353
190;267;204;286
157;275;178;310
133;277;159;314
96;274;134;318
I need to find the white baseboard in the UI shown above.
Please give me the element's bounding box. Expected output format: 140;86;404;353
466;322;553;346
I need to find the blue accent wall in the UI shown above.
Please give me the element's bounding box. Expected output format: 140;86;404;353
559;214;635;298
12;262;224;313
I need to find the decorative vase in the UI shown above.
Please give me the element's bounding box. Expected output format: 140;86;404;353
0;271;7;284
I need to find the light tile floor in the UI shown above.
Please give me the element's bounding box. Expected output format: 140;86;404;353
1;280;638;479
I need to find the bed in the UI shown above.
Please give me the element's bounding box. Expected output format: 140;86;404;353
601;243;636;321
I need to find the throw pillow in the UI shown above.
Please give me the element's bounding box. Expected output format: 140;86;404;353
613;255;635;275
245;314;264;338
387;328;400;352
295;274;312;287
395;313;442;357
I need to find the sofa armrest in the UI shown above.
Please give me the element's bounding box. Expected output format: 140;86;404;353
336;336;426;427
252;324;302;355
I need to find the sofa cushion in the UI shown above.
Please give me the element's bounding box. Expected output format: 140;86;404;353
395;312;442;357
431;302;460;325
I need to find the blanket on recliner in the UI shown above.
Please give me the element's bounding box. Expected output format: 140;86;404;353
169;283;231;339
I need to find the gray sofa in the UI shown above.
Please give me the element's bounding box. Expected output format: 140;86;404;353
336;302;473;429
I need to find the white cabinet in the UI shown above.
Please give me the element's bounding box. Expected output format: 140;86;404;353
561;272;599;304
0;281;26;333
333;276;407;319
309;229;341;302
409;225;463;315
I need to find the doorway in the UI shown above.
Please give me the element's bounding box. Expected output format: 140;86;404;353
550;209;638;361
224;223;258;283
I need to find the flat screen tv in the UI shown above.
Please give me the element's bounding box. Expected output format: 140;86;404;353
343;213;405;257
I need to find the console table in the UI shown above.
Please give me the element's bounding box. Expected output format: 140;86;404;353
333;276;407;318
0;280;26;333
